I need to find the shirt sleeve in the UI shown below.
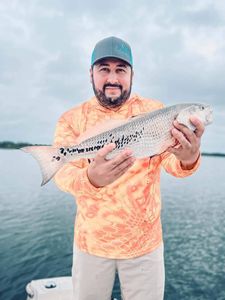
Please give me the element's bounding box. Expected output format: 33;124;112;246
53;114;105;197
160;151;201;178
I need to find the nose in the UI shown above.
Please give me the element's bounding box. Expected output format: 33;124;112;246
106;71;119;84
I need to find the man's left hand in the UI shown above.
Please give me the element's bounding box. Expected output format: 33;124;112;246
167;116;205;169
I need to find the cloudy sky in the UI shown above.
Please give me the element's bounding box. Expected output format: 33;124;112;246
0;0;224;152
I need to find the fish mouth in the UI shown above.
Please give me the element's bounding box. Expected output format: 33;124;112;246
206;114;213;124
206;107;213;124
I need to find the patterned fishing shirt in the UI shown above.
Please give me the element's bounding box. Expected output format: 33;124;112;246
53;94;200;259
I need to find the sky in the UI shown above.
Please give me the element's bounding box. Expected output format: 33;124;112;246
0;0;224;152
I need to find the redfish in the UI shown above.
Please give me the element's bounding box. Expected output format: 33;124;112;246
22;103;213;186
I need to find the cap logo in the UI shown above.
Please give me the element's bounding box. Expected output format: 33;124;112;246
91;36;133;66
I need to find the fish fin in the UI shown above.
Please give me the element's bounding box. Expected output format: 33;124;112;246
130;112;149;119
77;118;130;143
21;146;66;186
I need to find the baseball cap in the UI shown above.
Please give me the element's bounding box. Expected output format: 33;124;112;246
91;36;133;67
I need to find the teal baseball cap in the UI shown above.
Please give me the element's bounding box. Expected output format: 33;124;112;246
91;36;133;67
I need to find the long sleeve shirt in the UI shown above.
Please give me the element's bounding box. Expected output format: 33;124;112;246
53;94;200;259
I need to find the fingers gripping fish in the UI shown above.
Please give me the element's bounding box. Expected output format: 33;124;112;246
21;103;213;186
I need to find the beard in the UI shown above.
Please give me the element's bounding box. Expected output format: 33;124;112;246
92;77;132;109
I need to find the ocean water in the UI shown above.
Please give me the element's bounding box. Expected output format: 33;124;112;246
0;150;224;300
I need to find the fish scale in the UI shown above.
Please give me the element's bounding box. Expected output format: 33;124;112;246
64;103;188;160
21;103;213;185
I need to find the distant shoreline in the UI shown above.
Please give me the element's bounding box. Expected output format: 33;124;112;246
0;141;49;149
0;141;224;157
201;152;225;157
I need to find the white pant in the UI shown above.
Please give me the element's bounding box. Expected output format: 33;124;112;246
72;244;165;300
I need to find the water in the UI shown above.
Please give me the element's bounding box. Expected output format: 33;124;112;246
0;150;224;300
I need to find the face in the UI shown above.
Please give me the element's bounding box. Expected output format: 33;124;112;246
90;58;133;109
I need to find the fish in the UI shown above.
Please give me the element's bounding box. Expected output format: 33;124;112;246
21;103;213;186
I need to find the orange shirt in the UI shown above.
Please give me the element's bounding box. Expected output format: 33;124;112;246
53;94;200;259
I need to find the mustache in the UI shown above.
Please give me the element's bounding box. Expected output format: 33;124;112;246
103;83;122;91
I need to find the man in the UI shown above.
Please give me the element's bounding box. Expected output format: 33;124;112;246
53;36;204;300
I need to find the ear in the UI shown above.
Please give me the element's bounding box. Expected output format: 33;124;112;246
89;67;93;84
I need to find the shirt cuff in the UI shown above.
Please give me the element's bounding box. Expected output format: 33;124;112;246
179;153;201;174
78;167;105;193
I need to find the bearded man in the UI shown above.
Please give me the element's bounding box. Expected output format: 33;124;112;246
53;36;204;300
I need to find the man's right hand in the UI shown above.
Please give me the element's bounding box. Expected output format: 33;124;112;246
87;143;136;188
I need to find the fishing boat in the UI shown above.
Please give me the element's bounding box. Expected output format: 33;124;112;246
25;276;118;299
26;277;73;300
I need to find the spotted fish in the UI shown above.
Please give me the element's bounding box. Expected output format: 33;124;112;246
21;103;213;186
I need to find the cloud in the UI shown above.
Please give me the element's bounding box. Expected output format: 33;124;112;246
0;0;224;151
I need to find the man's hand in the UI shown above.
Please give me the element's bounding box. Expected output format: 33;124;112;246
167;116;205;169
87;143;136;188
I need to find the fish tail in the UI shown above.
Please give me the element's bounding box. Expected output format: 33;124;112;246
21;145;66;186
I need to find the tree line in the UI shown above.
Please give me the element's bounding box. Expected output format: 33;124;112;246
0;141;48;149
0;141;224;157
